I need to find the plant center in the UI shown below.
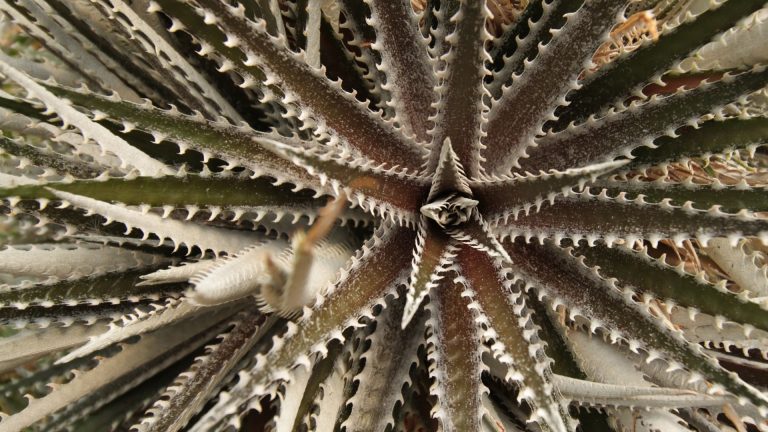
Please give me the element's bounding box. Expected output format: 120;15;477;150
420;192;479;228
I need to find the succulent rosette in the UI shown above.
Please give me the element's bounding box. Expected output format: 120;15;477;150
0;0;767;431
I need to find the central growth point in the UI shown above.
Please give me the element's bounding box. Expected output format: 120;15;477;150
420;193;478;227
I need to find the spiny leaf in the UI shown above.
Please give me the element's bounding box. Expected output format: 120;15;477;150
1;174;318;209
0;307;232;431
587;179;768;214
364;0;435;143
425;274;486;432
264;139;430;224
523;66;768;172
0;135;102;178
56;298;236;364
555;0;766;129
572;242;768;333
500;191;768;246
0;300;150;329
0;321;109;373
42;84;316;185
162;0;427;169
483;0;626;175
0;56;170;176
342;295;426;431
473;160;627;222
505;239;768;410
446;211;510;262
47;189;264;255
0;243;165;280
402;219;452;328
627;117;768;169
554;375;732;409
135;311;270;432
428;0;491;175
458;245;573;432
0;268;178;310
428;138;473;201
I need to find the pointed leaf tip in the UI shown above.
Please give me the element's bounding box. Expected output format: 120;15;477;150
428;138;473;201
402;220;453;328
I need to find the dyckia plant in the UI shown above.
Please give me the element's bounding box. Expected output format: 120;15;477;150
0;0;768;430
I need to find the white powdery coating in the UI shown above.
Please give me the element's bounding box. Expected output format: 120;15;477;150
0;172;38;187
311;358;347;432
0;57;170;176
0;243;162;279
0;312;222;431
553;375;729;409
0;322;110;371
57;299;212;365
50;189;261;254
567;331;697;432
681;7;768;71
271;365;311;432
100;0;243;122
704;238;768;297
139;260;218;286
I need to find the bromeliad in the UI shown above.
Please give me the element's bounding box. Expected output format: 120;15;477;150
0;0;767;431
